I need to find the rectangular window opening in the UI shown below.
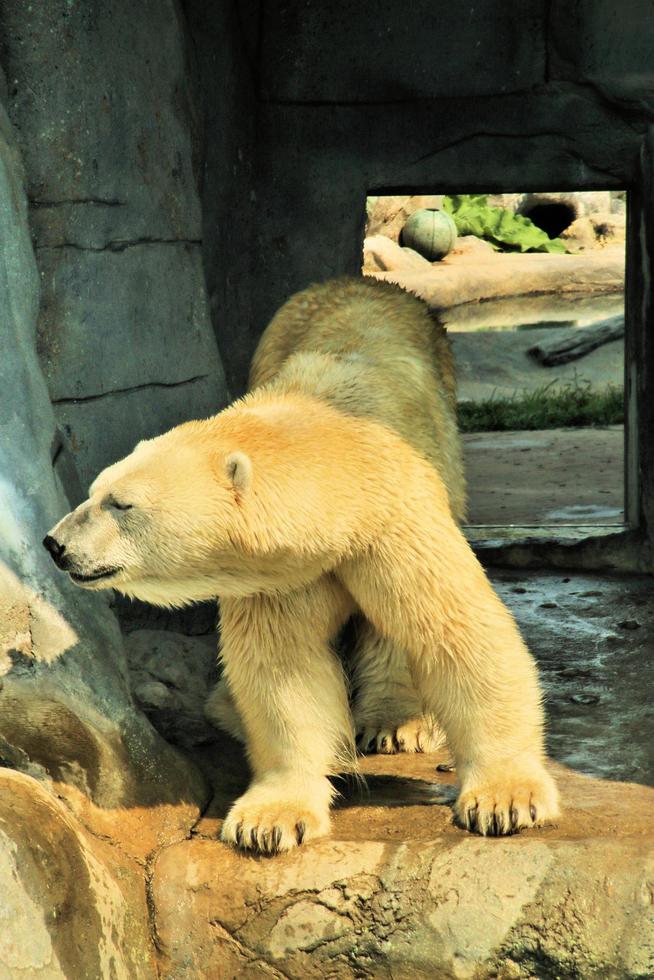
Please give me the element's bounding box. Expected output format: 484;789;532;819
363;191;628;542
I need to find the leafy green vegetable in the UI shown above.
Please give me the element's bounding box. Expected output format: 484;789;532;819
443;194;566;254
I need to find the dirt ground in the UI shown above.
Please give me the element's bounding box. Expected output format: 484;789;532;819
463;425;624;525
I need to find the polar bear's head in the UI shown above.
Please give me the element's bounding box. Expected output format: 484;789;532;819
43;422;254;607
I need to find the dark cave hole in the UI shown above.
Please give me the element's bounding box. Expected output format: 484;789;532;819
522;202;577;239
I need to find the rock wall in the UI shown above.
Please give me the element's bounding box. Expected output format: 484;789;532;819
181;0;260;396
0;52;207;975
1;0;230;488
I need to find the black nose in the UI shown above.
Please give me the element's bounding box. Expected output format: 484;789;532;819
43;534;66;563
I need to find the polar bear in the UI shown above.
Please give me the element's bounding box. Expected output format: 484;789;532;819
237;277;466;755
44;384;559;853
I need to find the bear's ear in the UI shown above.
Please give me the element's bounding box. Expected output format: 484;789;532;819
225;451;252;495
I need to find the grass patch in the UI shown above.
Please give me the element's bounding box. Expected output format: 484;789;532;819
458;378;624;433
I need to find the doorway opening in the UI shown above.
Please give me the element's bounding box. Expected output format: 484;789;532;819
363;191;627;535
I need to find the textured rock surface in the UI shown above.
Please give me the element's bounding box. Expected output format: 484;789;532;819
152;758;654;979
362;235;431;274
0;770;156;979
261;0;546;102
0;83;206;830
550;0;654;107
2;0;229;482
126;630;219;749
181;0;259;396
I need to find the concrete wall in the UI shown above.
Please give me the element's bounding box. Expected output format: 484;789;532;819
247;0;654;368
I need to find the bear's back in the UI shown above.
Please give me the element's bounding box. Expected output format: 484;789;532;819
250;277;466;523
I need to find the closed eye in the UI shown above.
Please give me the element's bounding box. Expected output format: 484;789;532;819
105;496;134;512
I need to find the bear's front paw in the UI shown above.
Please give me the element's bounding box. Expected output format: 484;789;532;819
454;761;559;836
221;776;332;855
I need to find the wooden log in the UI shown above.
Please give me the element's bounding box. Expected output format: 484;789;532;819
527;315;624;366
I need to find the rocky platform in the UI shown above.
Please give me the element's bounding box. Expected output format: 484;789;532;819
4;570;654;978
5;747;654;979
152;755;654;980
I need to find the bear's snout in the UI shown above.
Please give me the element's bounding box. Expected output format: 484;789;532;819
43;533;69;568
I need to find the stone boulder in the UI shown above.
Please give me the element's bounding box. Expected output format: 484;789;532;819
446;234;497;260
0;769;156;978
560;216;598;252
152;756;654;979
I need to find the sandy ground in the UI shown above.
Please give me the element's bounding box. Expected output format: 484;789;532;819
463;426;624;525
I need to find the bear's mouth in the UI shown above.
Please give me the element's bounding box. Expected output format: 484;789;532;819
69;566;122;584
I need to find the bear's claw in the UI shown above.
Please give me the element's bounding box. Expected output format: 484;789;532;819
221;781;331;855
356;717;446;755
454;763;559;837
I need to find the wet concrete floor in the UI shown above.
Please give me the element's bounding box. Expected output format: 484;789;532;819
463;426;624;525
492;568;654;787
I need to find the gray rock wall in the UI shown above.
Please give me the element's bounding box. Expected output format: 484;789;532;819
1;0;230;486
0;83;205;812
261;0;547;102
181;0;260;396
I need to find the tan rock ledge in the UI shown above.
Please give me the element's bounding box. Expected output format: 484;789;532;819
152;753;654;979
365;241;625;312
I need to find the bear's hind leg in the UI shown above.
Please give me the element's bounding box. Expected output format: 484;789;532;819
205;677;246;743
218;580;355;854
351;619;446;755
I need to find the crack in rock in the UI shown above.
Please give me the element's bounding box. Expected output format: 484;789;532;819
209;919;292;979
52;375;210;405
35;238;202;253
29;198;127;208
